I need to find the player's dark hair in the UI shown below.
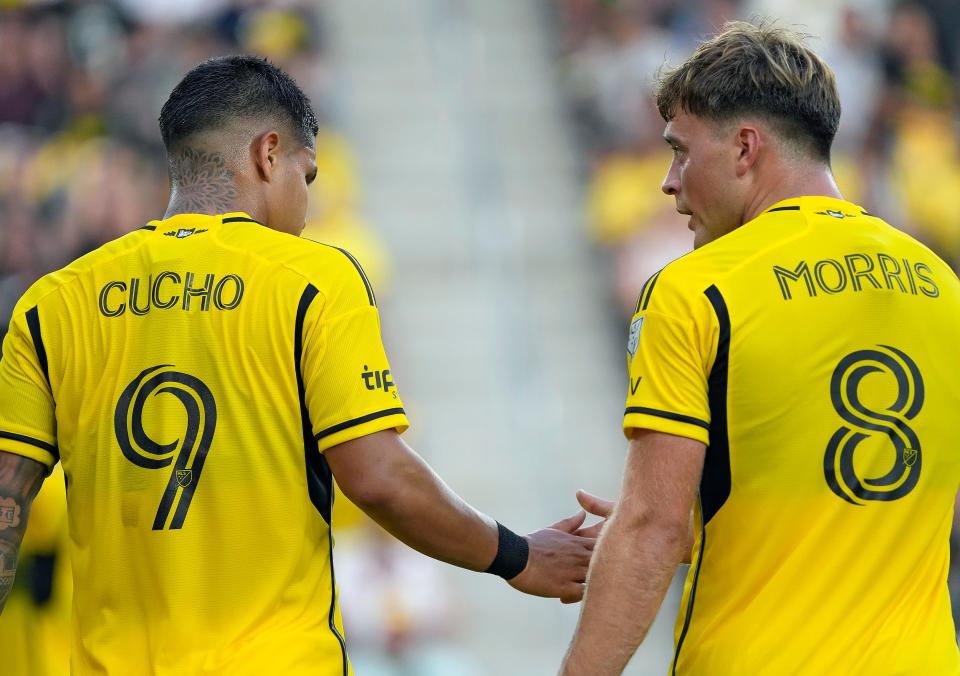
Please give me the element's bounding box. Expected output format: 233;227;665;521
655;20;840;162
159;55;319;150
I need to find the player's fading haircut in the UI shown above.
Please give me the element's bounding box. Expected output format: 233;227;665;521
656;20;840;162
159;55;319;151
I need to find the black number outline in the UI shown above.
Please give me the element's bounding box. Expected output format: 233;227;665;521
115;365;217;529
824;345;924;505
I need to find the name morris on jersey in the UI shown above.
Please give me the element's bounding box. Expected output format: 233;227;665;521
773;253;939;301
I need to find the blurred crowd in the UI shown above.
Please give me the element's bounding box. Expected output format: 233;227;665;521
553;0;960;313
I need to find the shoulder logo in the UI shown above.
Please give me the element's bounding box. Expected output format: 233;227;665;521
627;316;645;358
815;210;855;219
164;228;208;239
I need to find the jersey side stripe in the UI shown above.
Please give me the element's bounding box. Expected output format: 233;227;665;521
624;407;709;430
672;284;731;674
673;497;707;676
293;283;348;674
315;408;407;441
25;306;50;387
702;284;732;524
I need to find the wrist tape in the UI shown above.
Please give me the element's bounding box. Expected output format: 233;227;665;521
484;522;529;580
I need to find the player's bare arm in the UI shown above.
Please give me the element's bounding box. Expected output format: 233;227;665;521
325;429;595;603
575;490;695;564
0;452;46;613
560;430;704;675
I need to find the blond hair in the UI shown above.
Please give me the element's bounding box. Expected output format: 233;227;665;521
656;20;840;161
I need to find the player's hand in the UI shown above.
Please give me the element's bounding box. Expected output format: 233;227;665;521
507;511;594;604
573;489;615;538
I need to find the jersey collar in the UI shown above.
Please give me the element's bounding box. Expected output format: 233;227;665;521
144;212;265;232
763;196;871;217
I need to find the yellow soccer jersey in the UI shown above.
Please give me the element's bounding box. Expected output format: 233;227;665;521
624;197;960;675
0;212;409;675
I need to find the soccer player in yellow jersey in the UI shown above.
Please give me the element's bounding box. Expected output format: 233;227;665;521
0;56;595;675
562;21;960;675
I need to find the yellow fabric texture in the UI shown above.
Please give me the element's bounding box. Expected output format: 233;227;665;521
0;213;410;675
623;197;960;674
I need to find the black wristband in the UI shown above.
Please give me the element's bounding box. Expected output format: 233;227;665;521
484;522;529;580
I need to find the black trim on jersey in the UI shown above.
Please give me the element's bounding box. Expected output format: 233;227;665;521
624;407;709;430
326;522;348;676
315;408;407;441
25;307;50;388
671;285;731;673
634;279;650;314
672;497;707;676
766;205;800;213
0;431;57;456
293;283;349;673
140;225;157;231
332;246;377;307
634;270;662;314
702;285;731;524
641;270;662;311
294;284;332;524
222;216;265;226
303;240;378;307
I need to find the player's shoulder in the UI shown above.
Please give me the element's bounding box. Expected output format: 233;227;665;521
871;213;955;268
12;227;154;317
632;251;717;319
633;205;805;317
635;216;758;310
878;217;960;292
237;226;377;309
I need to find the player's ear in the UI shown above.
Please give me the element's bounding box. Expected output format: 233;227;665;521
251;130;282;182
734;125;761;177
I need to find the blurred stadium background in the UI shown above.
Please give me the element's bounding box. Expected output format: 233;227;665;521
1;0;959;674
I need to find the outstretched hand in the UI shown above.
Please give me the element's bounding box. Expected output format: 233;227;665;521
507;511;594;604
573;489;615;539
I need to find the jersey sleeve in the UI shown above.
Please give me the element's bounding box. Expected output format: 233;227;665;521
299;253;409;452
623;269;715;446
0;304;58;469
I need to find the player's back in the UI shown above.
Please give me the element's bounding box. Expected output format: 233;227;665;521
0;213;408;674
631;197;960;674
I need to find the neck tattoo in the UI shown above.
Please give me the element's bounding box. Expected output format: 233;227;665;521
167;148;238;215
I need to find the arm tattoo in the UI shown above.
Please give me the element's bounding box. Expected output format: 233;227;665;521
166;147;239;215
0;541;16;604
0;453;46;613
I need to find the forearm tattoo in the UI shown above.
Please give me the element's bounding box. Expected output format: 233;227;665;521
166;148;239;215
0;454;45;612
